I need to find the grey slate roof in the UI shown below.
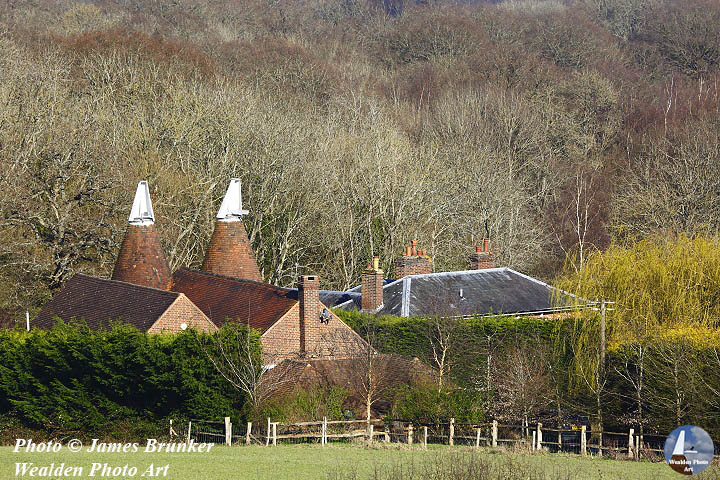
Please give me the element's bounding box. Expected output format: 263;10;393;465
332;267;569;317
318;290;361;307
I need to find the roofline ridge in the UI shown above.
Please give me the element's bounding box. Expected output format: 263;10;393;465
176;267;293;293
380;266;510;287
73;273;178;297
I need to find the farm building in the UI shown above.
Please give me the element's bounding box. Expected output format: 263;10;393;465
34;180;367;362
33;177;578;362
322;240;577;318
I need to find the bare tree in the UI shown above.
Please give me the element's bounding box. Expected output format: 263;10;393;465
491;340;552;423
198;324;291;412
427;315;462;392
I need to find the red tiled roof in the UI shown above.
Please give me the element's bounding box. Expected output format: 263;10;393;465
112;224;172;289
201;221;263;282
169;268;297;331
34;274;180;331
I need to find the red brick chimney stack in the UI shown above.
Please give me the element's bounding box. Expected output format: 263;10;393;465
112;181;171;290
470;238;495;270
201;179;263;282
395;240;432;279
361;257;384;311
298;275;320;353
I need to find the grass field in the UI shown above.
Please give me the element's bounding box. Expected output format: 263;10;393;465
1;444;717;480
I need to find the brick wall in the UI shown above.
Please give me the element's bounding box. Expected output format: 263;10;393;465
262;302;368;363
260;304;302;363
395;255;432;279
112;224;171;289
201;220;263;282
147;294;216;334
361;268;384;311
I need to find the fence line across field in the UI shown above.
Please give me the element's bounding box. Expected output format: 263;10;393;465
177;417;720;460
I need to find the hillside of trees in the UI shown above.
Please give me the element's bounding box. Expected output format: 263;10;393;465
1;0;719;317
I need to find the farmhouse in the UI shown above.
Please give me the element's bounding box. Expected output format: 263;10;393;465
35;180;367;362
323;240;576;318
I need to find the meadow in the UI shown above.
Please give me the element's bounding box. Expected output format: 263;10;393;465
1;444;717;480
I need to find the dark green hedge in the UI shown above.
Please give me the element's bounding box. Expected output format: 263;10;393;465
334;309;567;358
0;321;255;440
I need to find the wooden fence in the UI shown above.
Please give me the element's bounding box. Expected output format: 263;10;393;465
178;418;720;460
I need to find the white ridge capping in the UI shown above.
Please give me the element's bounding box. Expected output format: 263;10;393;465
217;178;249;222
128;181;155;225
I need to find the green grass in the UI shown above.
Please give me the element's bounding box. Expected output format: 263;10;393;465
0;444;716;480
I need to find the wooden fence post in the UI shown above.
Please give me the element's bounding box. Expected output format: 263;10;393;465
272;423;277;446
558;426;562;451
322;417;327;446
449;418;455;446
424;426;428;449
628;428;634;458
581;425;587;456
532;431;536;451
225;417;232;446
492;420;498;447
536;423;542;451
475;428;481;448
186;421;192;446
266;418;270;446
408;424;413;445
635;435;641;459
246;422;252;445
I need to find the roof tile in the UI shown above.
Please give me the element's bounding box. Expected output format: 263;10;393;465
169;268;297;331
34;274;180;331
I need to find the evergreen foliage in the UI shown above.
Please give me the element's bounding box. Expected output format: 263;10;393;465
0;321;254;440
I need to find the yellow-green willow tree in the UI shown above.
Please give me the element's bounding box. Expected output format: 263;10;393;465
554;235;720;432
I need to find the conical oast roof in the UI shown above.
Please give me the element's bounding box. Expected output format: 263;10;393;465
111;181;171;289
201;179;263;282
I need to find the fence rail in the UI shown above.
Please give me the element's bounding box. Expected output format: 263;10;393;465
180;417;720;461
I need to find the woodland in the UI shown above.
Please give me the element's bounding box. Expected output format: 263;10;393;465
1;0;719;315
1;0;720;442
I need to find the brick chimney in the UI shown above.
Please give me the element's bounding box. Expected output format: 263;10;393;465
394;240;432;279
112;181;171;289
361;257;384;311
201;179;263;282
298;275;320;353
469;238;494;270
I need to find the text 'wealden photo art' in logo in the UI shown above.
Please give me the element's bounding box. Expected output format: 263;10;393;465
664;425;714;475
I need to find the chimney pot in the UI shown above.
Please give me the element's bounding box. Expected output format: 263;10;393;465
395;241;432;279
470;239;494;270
362;260;384;311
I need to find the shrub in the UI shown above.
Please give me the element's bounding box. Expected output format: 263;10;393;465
391;385;483;425
254;386;349;423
